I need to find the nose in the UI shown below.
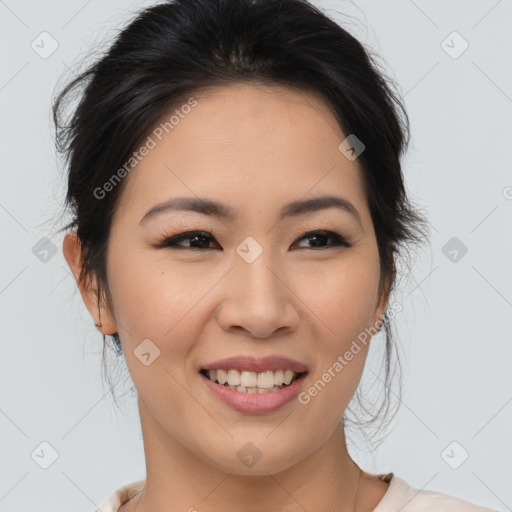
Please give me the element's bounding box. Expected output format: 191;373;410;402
215;253;299;339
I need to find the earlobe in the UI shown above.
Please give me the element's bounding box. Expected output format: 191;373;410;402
62;231;118;335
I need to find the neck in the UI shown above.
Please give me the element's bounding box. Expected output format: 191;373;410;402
128;399;361;512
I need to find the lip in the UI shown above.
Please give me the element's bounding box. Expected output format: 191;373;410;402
200;355;308;373
200;371;308;414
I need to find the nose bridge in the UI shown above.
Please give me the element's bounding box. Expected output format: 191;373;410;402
217;237;297;336
233;238;285;306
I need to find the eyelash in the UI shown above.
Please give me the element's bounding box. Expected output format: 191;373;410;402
154;229;352;251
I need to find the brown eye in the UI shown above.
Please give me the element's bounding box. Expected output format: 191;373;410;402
157;231;219;250
292;230;352;250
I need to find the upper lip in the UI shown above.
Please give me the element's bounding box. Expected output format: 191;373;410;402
201;355;308;374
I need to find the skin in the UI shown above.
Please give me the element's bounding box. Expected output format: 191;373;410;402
63;83;392;512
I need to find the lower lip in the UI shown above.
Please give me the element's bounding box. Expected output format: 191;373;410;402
200;372;307;414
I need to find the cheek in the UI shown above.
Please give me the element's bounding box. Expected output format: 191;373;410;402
298;253;381;343
105;248;201;410
297;261;378;424
103;252;195;409
106;242;204;338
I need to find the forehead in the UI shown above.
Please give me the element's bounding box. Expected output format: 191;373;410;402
184;82;344;150
115;82;368;223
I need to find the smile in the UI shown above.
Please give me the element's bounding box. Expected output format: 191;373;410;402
199;369;308;413
200;368;304;393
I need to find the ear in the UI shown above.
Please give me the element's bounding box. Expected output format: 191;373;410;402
372;263;394;332
373;289;388;332
62;231;118;335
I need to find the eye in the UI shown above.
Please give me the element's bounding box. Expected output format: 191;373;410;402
156;230;220;250
292;230;352;250
155;230;352;250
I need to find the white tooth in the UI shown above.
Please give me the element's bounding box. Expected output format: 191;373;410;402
257;388;267;393
283;369;295;385
213;368;298;387
227;369;241;386
274;369;284;386
240;371;257;387
257;371;275;388
227;384;237;390
236;385;246;392
247;387;258;393
217;369;228;385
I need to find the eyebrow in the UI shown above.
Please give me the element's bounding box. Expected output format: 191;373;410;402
139;195;362;226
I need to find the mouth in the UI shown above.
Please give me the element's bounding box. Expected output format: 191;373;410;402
199;368;308;394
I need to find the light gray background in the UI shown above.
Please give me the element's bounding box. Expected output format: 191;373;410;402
1;0;511;510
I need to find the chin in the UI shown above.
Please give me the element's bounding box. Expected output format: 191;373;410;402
202;438;307;477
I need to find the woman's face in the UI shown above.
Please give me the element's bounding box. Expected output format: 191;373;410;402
76;83;388;475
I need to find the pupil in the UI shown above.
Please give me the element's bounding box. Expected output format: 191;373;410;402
191;235;207;248
309;233;328;247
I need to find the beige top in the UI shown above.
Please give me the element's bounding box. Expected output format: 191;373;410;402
93;472;499;511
